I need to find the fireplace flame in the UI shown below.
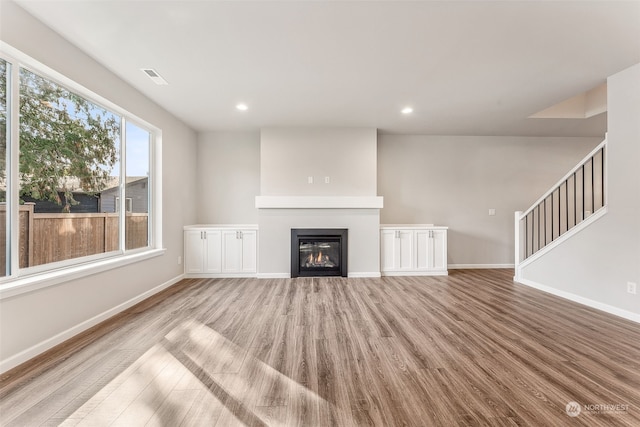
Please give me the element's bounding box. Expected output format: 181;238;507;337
301;248;336;269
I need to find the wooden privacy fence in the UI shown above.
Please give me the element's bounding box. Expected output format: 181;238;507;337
0;203;148;269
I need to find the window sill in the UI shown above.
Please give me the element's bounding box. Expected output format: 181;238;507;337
0;248;166;300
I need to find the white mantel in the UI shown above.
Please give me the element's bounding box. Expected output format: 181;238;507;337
255;196;383;209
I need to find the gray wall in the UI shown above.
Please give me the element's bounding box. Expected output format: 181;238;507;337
0;3;198;369
260;128;377;196
197;131;260;224
258;208;380;276
258;128;380;276
378;135;602;266
196;131;600;269
521;63;640;316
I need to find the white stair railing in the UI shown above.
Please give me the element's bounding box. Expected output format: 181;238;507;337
515;138;607;268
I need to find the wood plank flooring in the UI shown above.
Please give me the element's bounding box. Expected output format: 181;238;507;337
1;270;639;426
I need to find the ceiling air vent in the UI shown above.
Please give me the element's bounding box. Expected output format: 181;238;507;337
141;68;168;85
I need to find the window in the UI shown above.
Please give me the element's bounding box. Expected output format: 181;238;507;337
125;122;150;250
0;58;8;277
0;47;160;285
115;197;133;213
19;67;121;268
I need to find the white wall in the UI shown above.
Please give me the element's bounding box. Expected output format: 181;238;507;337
520;63;640;318
197;131;260;224
0;3;198;371
260;128;377;196
378;135;602;266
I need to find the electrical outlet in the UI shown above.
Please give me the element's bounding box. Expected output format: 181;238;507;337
308;176;313;184
627;282;637;295
488;208;496;216
325;176;330;184
177;256;182;265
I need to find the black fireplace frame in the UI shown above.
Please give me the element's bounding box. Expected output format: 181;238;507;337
291;228;348;278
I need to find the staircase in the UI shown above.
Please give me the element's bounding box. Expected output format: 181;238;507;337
514;138;607;277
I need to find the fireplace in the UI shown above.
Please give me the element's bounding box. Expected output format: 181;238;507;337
291;228;348;278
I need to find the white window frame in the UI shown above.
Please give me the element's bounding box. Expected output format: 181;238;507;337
0;42;163;299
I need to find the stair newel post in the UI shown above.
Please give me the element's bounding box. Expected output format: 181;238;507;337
514;211;523;281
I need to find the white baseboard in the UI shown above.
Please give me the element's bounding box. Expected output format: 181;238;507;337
0;274;184;374
185;273;257;279
257;272;382;279
449;264;514;269
348;272;382;278
256;273;290;279
517;278;640;324
381;271;448;277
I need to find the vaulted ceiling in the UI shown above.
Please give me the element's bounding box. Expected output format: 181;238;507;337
10;0;640;136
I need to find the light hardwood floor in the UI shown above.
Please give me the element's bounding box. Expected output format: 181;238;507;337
1;270;639;426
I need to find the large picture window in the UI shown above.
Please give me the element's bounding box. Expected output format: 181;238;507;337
0;58;8;278
0;48;158;284
125;122;150;250
19;68;121;268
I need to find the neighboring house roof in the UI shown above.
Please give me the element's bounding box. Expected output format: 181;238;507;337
100;176;148;192
55;176;147;193
0;176;147;197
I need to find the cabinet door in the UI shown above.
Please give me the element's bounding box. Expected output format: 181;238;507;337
415;230;430;270
240;230;257;273
204;230;222;273
184;230;204;274
222;230;243;272
397;230;414;270
381;229;414;271
380;230;398;271
431;230;447;270
415;229;448;270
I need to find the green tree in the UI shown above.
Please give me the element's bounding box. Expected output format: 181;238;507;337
1;65;119;212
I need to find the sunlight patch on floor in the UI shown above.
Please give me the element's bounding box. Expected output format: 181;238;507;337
60;319;349;426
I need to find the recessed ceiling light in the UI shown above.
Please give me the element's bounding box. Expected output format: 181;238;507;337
401;107;413;114
236;103;248;111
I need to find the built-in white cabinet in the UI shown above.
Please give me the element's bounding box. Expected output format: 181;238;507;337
381;228;414;272
184;225;257;278
222;229;257;274
184;229;222;275
380;225;448;276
